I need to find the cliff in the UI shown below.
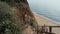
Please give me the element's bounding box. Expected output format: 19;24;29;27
0;0;37;34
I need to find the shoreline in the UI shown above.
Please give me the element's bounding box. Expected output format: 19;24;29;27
33;12;60;25
33;12;60;34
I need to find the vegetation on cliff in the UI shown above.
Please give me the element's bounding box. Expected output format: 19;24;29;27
0;0;37;34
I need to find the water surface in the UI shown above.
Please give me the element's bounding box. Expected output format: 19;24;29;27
27;0;60;23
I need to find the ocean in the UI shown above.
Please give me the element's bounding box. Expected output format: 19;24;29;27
27;0;60;23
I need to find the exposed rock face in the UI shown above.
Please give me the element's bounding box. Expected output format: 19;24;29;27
0;0;37;34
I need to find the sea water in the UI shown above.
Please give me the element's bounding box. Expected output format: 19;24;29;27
27;0;60;23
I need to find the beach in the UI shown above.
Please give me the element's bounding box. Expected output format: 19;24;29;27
33;13;60;34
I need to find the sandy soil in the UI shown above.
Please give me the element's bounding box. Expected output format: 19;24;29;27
22;25;36;34
33;13;60;34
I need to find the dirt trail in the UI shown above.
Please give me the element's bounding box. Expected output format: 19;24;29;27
22;25;36;34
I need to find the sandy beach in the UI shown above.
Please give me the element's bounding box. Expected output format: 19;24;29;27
33;13;60;34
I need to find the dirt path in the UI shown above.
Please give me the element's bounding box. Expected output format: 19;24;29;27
22;25;36;34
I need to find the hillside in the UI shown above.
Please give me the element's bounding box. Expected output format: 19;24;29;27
0;0;37;34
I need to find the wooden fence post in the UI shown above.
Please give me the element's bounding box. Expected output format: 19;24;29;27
49;26;52;33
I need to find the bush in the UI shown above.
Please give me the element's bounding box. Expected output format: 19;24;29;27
0;2;24;34
29;21;36;28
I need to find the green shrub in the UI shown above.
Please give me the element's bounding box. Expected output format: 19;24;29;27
0;2;24;34
29;21;36;28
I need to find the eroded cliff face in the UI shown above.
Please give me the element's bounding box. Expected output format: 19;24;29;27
0;0;37;34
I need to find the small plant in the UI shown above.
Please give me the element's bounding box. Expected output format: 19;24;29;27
29;21;36;28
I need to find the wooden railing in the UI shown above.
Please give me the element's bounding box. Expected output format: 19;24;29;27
35;25;60;34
